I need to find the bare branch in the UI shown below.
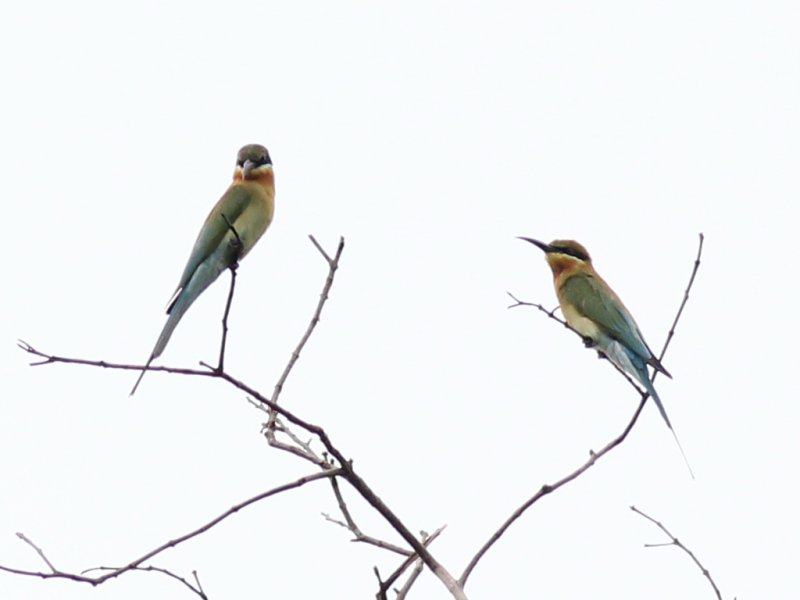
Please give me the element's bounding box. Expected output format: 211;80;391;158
265;417;330;467
461;234;706;587
212;313;464;594
322;477;412;557
15;533;57;573
506;293;562;321
215;213;245;373
0;470;338;585
630;505;723;600
216;263;238;372
256;237;346;463
507;293;654;394
395;558;424;600
331;477;360;532
17;235;469;598
17;339;220;381
19;235;346;397
219;212;244;249
656;232;704;365
83;565;208;599
309;234;334;264
252;237;465;596
377;527;446;599
269;235;345;411
458;397;647;586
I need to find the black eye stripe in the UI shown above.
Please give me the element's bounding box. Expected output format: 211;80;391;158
552;246;589;261
236;145;271;167
238;156;270;166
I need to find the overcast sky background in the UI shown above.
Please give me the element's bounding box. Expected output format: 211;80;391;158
1;1;797;598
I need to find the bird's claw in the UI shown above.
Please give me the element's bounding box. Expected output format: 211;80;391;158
228;236;244;254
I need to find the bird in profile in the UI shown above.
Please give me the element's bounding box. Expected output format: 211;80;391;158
520;237;692;476
131;144;275;395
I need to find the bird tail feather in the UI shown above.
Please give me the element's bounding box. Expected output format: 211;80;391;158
603;340;673;429
130;264;222;396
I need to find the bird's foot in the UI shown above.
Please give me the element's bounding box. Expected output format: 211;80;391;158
227;236;244;255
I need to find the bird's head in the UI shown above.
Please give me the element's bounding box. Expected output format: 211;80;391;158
235;144;272;180
519;237;592;276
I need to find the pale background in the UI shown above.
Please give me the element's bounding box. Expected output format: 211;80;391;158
1;1;797;598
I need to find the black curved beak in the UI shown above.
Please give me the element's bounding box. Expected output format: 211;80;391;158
518;237;551;253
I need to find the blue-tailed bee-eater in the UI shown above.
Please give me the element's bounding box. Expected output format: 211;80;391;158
520;238;693;475
131;144;275;395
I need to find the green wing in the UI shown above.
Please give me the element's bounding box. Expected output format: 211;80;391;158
560;274;655;362
172;186;253;300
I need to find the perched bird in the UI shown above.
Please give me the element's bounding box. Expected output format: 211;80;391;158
131;144;275;395
520;237;692;475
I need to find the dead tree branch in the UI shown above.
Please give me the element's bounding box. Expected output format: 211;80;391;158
631;505;723;600
13;235;468;599
1;469;338;587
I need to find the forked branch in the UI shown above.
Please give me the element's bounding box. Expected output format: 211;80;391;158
13;235;468;599
631;505;723;599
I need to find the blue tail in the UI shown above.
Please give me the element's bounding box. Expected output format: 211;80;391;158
601;339;693;477
601;339;673;429
635;365;673;430
130;261;226;396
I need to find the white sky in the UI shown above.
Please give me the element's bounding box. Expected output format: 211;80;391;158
1;1;797;598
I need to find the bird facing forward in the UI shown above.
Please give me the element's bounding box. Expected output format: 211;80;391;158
131;144;275;395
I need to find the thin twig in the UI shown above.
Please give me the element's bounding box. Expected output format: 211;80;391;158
217;213;245;372
656;233;704;366
461;234;705;587
506;292;648;393
15;533;57;572
631;505;722;600
377;527;446;599
458;396;647;587
309;235;333;263
265;416;330;467
262;236;344;461
217;266;237;372
192;571;205;597
267;235;344;429
322;477;412;557
395;558;425;599
220;213;243;248
331;477;360;532
0;470;338;584
17;340;224;379
83;565;208;599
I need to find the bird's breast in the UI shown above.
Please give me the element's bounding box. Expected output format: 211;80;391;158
232;183;275;257
559;299;603;342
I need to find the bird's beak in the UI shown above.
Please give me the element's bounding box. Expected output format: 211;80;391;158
518;237;551;253
242;159;256;179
